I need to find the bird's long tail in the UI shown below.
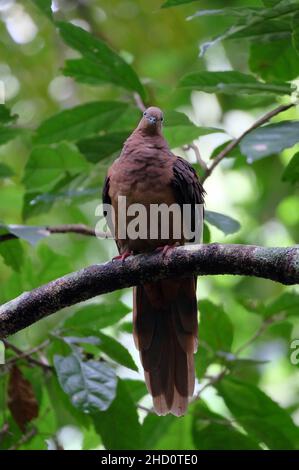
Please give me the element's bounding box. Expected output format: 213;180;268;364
133;277;198;416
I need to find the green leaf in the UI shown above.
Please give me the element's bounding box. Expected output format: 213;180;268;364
142;414;176;449
0;239;24;272
192;401;261;450
0;163;14;178
54;352;117;413
249;39;299;82
210;141;244;160
196;3;299;56
161;0;199;8
217;376;299;450
163;110;223;148
179;71;293;96
31;0;53;19
122;379;147;403
96;331;138;372
78;132;129;163
0;105;17;124
58;22;145;100
263;0;284;5
93;380;141;450
189;7;261;20
293;11;299;54
240;121;299;162
282;152;299;183
231;19;292;41
261;292;299;318
1;224;49;246
199;300;234;353
23;143;89;191
0;127;22;146
34;101;128;145
64;301;131;330
205;210;241;235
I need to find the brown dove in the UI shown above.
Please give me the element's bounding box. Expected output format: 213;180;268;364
102;106;205;416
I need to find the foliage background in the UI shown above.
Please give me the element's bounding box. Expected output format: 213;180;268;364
0;0;299;450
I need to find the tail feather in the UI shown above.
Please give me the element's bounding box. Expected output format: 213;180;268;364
133;278;198;417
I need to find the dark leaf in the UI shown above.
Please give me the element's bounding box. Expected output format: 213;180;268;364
0;163;14;178
0;127;22;146
199;300;234;353
205;210;241;235
142;414;175;449
282;152;299;183
161;0;198;7
249;39;299;82
0;239;24;272
192;401;261;450
31;0;53;19
78;132;130;163
240;121;299;162
217;376;299;449
54;353;117;413
96;331;138;372
8;366;39;432
0;105;17;124
93;380;141;450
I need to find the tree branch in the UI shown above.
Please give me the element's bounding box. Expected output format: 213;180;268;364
0;224;112;243
0;244;298;338
202;102;295;182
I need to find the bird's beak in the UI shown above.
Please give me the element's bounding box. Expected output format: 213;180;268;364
146;116;157;124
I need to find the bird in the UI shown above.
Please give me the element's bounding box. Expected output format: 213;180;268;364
102;106;205;416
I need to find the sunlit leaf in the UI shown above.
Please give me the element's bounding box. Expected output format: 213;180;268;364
34;101;128;145
179;71;293;95
23;143;89;192
58;22;145;100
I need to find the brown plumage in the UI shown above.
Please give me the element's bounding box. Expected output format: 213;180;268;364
103;106;205;416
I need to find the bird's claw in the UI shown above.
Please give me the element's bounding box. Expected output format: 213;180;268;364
112;251;133;262
154;243;179;258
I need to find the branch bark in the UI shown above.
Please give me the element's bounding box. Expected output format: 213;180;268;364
0;244;298;338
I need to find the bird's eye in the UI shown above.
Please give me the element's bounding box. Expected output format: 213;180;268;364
161;116;164;122
143;111;147;116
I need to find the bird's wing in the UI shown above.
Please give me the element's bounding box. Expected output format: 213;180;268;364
170;156;205;242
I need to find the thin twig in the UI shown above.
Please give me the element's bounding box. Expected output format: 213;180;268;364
183;143;208;172
202;102;295;182
9;427;37;450
133;92;146;112
2;340;52;371
0;224;112;243
235;312;286;356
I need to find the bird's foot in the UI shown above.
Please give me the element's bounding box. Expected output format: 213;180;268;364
154;243;180;258
112;251;133;262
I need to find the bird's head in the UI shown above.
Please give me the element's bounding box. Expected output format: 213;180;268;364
138;106;164;135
